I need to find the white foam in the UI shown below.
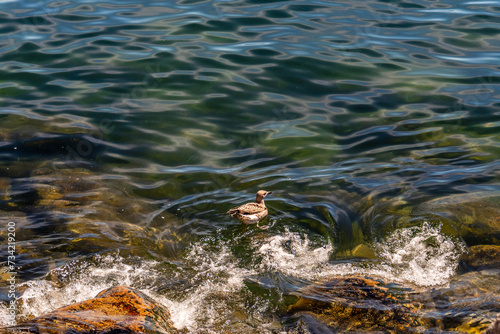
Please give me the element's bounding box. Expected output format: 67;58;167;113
0;305;13;328
251;223;465;287
159;243;258;332
255;229;334;280
375;222;465;286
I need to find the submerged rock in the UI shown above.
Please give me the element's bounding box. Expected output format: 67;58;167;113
1;286;176;334
415;192;500;245
287;272;499;333
460;245;500;271
426;270;500;333
362;191;500;247
288;276;422;333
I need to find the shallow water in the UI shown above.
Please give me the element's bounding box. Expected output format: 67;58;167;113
0;0;500;332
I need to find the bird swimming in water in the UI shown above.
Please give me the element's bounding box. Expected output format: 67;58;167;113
226;190;272;225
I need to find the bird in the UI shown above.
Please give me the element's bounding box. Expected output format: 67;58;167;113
226;190;272;225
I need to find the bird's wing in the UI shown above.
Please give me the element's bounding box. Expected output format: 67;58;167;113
234;203;265;214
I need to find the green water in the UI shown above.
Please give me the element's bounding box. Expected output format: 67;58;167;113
0;0;500;332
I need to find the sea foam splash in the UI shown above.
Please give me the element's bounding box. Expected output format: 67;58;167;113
251;223;465;287
157;243;259;332
375;222;466;286
255;229;334;279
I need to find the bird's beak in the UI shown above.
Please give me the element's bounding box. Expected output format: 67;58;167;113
266;191;272;195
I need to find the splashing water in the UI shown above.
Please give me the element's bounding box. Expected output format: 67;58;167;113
157;243;260;332
255;229;334;280
375;222;466;287
251;224;464;287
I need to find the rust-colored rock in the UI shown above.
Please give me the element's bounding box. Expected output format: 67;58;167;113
1;286;176;334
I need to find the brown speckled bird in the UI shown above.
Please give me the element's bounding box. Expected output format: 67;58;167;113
226;190;272;224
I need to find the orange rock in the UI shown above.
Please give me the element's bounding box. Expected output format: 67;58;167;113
1;286;176;333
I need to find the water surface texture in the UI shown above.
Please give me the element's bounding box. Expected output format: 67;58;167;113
1;0;500;332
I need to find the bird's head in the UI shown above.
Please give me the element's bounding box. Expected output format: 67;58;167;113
256;190;272;203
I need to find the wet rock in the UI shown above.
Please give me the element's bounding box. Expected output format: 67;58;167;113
363;191;500;247
287;273;498;333
342;244;377;259
287;313;337;334
1;286;176;334
351;244;376;259
288;276;422;333
414;270;500;333
30;165;153;225
460;245;500;271
415;192;500;245
335;243;377;260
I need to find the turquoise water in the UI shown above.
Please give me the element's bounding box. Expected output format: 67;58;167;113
1;0;500;332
